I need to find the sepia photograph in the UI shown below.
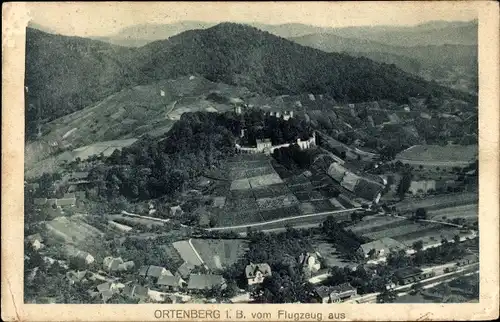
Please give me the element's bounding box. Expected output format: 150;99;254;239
2;1;499;321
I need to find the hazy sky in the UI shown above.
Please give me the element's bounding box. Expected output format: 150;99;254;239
27;2;478;37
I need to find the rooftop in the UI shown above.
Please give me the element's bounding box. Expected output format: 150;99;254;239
187;274;225;290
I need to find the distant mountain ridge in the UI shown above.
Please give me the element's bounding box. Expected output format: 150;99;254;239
71;19;478;47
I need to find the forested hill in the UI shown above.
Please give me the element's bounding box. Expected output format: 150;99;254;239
24;28;136;140
134;23;475;103
25;23;476;140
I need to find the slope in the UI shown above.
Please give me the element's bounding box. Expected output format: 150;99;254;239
25;28;138;140
133;23;475;104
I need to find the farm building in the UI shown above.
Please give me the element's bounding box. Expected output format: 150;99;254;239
358;237;407;260
122;284;149;301
409;180;436;194
187;274;226;291
64;244;95;265
299;252;321;274
157;275;186;291
394;267;435;285
103;256;124;271
330;283;358;303
245;263;272;285
26;233;44;250
139;265;172;279
314;283;357;303
176;262;196;279
66;270;87;284
456;254;478;266
212;196;226;208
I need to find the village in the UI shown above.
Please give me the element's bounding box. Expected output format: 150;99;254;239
23;93;479;304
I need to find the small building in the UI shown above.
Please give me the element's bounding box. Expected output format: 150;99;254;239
457;254;478;266
96;282;122;302
157;275;186;291
56;197;76;207
212;196;226;208
394;267;434;285
118;261;135;271
66;270;87;285
408;180;436;195
256;139;272;153
299;252;321;274
170;205;184;217
33;198;48;206
358;237;407;260
329;283;357;303
103;256;124;272
187;274;226;292
139;265;173;279
122;284;149;301
26;233;44;250
245;263;272;285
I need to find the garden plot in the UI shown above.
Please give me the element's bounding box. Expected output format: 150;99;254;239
307;199;334;213
299;202;316;215
253;184;290;199
395;192;478;212
225;198;259;213
229;189;255;200
216;209;264;226
229;166;275;180
363;223;437;240
248;173;283;188
427;204;478;221
259;205;301;221
230;178;251;190
172;240;204;266
256;194;299;210
347;216;406;235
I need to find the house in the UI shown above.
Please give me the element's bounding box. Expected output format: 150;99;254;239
358;237;407;260
103;257;124;272
157;275;186;291
212;196;226;208
170;205;184;217
187;274;226;292
394;267;434;285
118;261;135;271
139;265;173;279
457;254;478;266
314;286;334;303
299;252;321;274
176;262;195;279
245;263;272;285
65;245;95;265
56;197;76;207
108;220;133;232
96;281;123;302
329;283;357;302
26;233;44;250
66;270;87;285
122;284;149;301
256;139;272;153
408;180;436;195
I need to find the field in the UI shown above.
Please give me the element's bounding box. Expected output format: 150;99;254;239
190;239;249;271
427;204;478;221
312;239;358;268
172;240;204;266
394;192;478;212
395;144;477;167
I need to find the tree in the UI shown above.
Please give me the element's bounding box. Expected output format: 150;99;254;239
397;171;413;200
377;289;397;303
412;240;424;252
411;282;423;295
415;208;427;220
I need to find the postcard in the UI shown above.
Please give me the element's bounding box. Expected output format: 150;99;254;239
2;1;499;321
